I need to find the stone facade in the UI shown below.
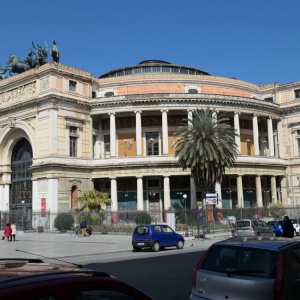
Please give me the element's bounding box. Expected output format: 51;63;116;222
0;60;300;225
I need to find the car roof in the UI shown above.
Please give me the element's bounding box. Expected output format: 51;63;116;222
212;237;300;251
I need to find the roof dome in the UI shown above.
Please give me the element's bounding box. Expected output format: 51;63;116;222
99;60;211;78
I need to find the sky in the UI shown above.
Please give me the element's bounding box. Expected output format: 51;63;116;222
1;0;299;85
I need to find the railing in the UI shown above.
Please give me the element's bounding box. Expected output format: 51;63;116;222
1;206;299;235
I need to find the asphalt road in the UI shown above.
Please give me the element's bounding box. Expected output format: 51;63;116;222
86;250;204;300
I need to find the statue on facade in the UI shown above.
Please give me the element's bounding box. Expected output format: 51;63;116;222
1;40;61;78
7;55;30;74
0;66;8;80
51;40;60;63
24;49;36;68
32;42;48;66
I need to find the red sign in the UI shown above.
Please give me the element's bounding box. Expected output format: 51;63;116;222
41;198;46;217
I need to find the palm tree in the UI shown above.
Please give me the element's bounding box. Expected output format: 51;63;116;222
77;190;111;225
77;190;111;211
174;108;238;190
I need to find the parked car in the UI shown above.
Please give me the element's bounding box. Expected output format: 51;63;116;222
132;224;184;252
190;236;300;300
0;258;152;299
290;218;300;236
267;220;284;236
235;219;274;237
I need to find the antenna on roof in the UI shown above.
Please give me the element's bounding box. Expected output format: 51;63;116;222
15;249;83;268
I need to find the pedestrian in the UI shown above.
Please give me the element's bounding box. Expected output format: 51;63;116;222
3;223;12;242
79;219;87;237
10;222;16;241
282;215;295;238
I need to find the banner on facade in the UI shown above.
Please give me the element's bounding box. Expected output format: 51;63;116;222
205;193;218;205
41;198;46;217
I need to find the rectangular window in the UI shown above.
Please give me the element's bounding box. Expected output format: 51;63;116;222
69;126;78;157
295;89;300;99
146;132;159;156
104;134;110;152
69;80;77;92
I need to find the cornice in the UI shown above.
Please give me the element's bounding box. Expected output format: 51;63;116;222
90;93;282;117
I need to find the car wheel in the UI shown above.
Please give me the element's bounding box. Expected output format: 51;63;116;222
152;241;160;252
133;246;141;252
177;240;184;249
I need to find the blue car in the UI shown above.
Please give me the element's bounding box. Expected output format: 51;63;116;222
132;224;185;252
267;220;284;236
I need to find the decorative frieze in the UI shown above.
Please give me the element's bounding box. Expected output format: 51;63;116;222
0;82;36;106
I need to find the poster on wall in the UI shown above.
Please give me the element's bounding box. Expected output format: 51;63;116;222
205;193;218;205
41;198;46;217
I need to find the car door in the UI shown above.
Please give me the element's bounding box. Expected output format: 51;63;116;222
160;225;177;246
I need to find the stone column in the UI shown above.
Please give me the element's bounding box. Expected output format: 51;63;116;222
256;176;263;207
49;109;58;155
109;113;116;157
137;177;144;210
215;181;222;208
161;110;169;155
163;176;171;210
268;117;275;157
280;177;288;204
237;175;244;208
234;112;241;153
253;115;260;156
188;110;193;126
271;176;278;204
110;178;118;211
277;120;283;158
135;111;142;156
190;176;197;209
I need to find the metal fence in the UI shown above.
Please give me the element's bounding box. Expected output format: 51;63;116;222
1;206;299;235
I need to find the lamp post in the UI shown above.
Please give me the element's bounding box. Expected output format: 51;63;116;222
21;200;25;231
183;194;187;225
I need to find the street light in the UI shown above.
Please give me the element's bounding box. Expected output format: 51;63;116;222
21;200;25;231
183;194;187;225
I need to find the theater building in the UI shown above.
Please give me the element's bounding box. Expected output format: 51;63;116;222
0;60;300;226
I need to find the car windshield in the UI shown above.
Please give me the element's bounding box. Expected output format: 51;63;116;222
236;221;250;228
201;245;277;278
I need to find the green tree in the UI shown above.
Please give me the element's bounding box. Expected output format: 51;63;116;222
269;203;286;220
77;190;111;211
174;108;238;189
77;190;111;225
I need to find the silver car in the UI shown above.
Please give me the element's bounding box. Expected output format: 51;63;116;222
235;219;274;237
190;237;300;300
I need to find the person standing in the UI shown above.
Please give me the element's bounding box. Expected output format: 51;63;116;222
79;219;87;237
10;222;16;241
282;215;295;238
3;223;12;242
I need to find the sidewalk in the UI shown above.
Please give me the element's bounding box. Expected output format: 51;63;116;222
0;231;231;264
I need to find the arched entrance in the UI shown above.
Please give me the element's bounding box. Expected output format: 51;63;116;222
10;138;33;229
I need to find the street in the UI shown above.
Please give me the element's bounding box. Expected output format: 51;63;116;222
86;250;204;300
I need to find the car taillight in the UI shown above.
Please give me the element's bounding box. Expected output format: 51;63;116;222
274;251;285;300
192;247;211;288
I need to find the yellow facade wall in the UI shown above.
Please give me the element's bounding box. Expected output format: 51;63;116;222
240;133;254;155
201;86;251;98
117;84;185;95
118;132;137;157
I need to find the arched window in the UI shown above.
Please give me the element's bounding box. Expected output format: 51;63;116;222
10;138;33;211
71;185;79;210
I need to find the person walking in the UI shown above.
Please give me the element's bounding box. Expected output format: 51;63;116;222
3;223;12;242
282;215;295;238
10;222;16;241
79;219;87;237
